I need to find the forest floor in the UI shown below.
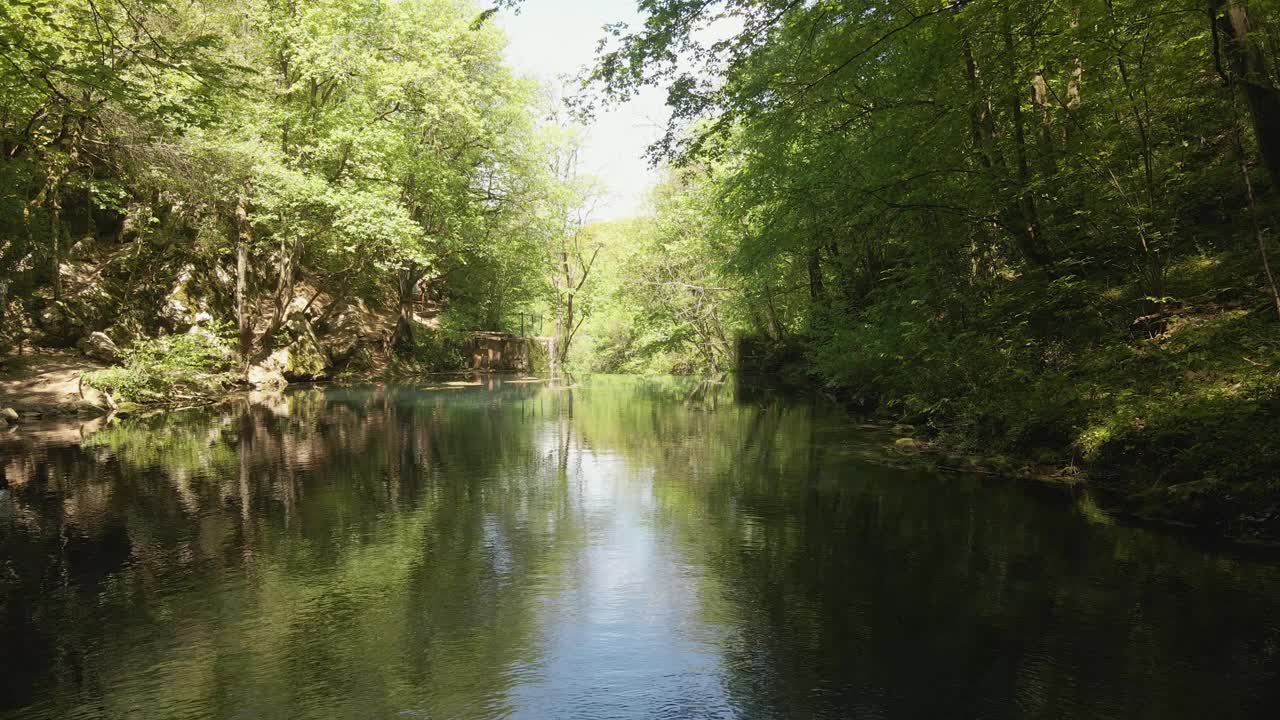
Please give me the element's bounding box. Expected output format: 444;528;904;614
0;351;109;417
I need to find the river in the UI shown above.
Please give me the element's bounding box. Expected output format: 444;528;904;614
1;377;1278;718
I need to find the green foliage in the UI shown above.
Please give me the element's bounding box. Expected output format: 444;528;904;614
581;0;1280;515
384;327;470;377
576;169;744;375
83;328;237;404
1;0;572;380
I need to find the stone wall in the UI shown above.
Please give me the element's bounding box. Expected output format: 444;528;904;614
467;332;541;373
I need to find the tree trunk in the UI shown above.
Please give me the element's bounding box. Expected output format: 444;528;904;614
235;192;253;356
1003;21;1049;266
50;201;63;302
1240;151;1280;320
762;282;784;341
257;237;302;353
392;264;423;352
1216;0;1280;188
1065;6;1084;144
552;251;569;373
1032;69;1057;175
806;248;825;306
550;308;564;376
1223;43;1280;321
1068;11;1084;108
961;33;1002;170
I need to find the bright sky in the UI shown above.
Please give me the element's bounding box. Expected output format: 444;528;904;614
498;0;668;221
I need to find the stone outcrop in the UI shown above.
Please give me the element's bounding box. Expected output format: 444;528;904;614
34;305;86;348
246;312;331;388
316;298;388;368
159;265;199;329
247;348;289;389
281;313;329;381
893;437;923;453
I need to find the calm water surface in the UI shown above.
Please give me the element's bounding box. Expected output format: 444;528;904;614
1;377;1278;719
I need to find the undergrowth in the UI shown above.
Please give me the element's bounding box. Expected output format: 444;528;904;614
802;249;1280;540
83;326;237;405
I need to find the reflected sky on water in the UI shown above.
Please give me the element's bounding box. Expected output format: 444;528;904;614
2;377;1279;719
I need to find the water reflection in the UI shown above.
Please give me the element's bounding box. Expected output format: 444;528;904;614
1;378;1278;719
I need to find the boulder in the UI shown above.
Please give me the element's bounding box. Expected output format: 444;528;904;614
893;437;923;453
247;348;289;389
159;295;191;328
1;407;18;426
213;264;235;288
245;312;331;388
35;305;86;348
78;331;122;364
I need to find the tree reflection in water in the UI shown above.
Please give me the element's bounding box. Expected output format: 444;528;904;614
1;378;1279;719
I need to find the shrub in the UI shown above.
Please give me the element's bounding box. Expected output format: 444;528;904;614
385;327;469;376
83;328;237;404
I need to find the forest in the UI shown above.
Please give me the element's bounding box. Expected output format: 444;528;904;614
0;0;597;390
3;0;1280;536
575;0;1280;535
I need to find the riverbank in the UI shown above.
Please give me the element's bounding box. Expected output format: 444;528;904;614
0;351;110;419
870;421;1280;550
0;345;542;424
915;390;1280;549
5;344;1277;546
744;296;1280;547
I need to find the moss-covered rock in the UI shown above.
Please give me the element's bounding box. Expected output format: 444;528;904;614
112;401;142;417
282;314;329;381
893;437;923;453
